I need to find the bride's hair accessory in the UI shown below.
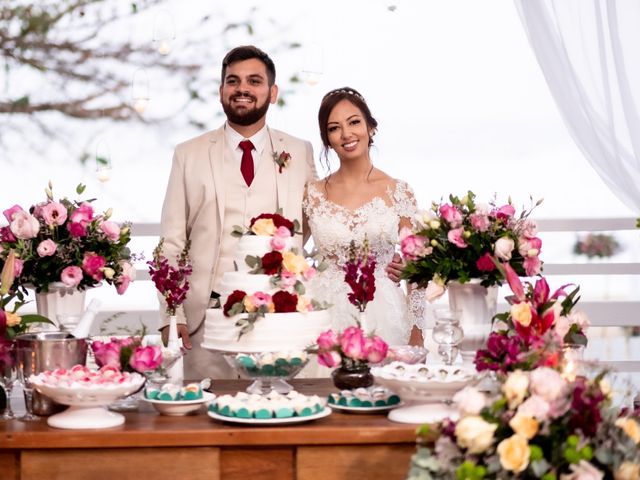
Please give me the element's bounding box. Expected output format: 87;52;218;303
323;87;366;103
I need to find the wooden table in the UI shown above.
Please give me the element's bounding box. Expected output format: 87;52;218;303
0;379;419;480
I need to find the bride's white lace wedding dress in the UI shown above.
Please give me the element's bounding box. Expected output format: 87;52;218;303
303;180;424;346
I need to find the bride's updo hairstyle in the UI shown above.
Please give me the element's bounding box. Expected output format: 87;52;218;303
318;87;378;165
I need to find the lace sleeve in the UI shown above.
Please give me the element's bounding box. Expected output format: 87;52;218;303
302;182;320;219
393;180;425;330
392;180;419;228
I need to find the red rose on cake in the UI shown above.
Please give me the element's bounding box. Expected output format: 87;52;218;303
272;291;298;313
260;251;283;275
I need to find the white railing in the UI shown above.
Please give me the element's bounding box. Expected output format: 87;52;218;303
127;218;640;373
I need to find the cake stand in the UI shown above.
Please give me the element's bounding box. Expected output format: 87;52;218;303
371;362;474;424
223;351;310;394
30;374;145;429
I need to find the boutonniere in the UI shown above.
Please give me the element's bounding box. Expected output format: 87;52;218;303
273;150;291;173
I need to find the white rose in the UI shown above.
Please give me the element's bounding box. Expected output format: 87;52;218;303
494;236;515;261
475;202;490;215
453;386;487;416
568;310;590;331
455;415;497;454
502;370;529;408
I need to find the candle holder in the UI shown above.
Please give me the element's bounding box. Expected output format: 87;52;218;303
561;343;585;381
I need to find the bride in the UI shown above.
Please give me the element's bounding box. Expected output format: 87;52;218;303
303;87;424;346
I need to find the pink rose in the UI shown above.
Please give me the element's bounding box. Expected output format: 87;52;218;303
10;210;40;239
69;202;94;226
14;258;23;277
91;341;122;369
495;204;516;220
439;204;463;228
279;270;297;288
318;350;341;368
129;345;162;373
250;292;272;307
470;213;490;232
100;221;121;242
274;226;291;238
529;367;567;402
316;329;339;350
517;394;550;421
36;239;57;257
447;228;467;248
521;219;538;238
40;202;68;226
3;205;23;223
340;326;366;361
82;253;106;281
60;266;83;287
476;252;496;272
400;229;430;260
67;221;87;238
270;235;287;251
364;335;388;363
554;314;571;339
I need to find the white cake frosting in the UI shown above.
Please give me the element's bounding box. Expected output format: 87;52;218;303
202;235;330;353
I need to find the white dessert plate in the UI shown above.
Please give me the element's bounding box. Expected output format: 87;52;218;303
141;391;216;416
328;402;404;414
207;407;331;425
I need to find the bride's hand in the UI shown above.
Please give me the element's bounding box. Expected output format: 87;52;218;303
385;252;404;283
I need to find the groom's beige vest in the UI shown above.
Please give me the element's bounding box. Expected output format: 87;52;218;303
212;146;280;292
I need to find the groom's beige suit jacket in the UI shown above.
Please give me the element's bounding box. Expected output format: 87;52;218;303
160;125;317;340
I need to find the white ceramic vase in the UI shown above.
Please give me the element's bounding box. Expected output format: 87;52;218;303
34;282;87;332
447;280;498;364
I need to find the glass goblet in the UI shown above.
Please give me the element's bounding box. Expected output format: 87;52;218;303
432;308;464;366
0;360;17;420
15;346;39;422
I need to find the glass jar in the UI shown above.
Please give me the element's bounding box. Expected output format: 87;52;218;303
432;308;464;365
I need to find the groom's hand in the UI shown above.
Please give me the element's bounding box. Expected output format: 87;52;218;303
160;324;193;349
386;252;404;284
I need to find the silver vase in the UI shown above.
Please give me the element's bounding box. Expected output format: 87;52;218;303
447;280;498;364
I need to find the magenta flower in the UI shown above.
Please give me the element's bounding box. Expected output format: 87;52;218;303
82;253;106;281
129;345;162;373
69;202;94;226
317;329;339;350
364;335;388;363
439;204;463;227
318;350;342;368
67;221;87;238
340;326;367;361
2;205;23;223
91;340;122;369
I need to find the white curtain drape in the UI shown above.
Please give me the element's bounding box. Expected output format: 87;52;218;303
515;0;640;213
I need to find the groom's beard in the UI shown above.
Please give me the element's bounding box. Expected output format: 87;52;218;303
222;92;271;126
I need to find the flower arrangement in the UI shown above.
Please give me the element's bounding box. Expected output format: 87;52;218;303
475;263;589;375
400;191;542;300
573;233;621;259
406;367;640;480
344;237;376;313
309;326;389;370
147;239;192;317
91;334;163;375
0;183;135;294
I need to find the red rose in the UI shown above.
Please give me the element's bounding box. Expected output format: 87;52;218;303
223;290;247;317
261;251;283;275
272;290;298;313
476;252;496;272
250;213;294;235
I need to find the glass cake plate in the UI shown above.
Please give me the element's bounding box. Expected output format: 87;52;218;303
371;362;475;424
223;351;310;394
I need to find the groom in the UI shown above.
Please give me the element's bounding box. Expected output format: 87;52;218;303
159;45;317;379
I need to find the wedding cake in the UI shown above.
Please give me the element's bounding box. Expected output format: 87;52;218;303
202;213;330;353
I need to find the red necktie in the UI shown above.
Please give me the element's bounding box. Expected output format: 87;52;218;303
239;140;255;186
